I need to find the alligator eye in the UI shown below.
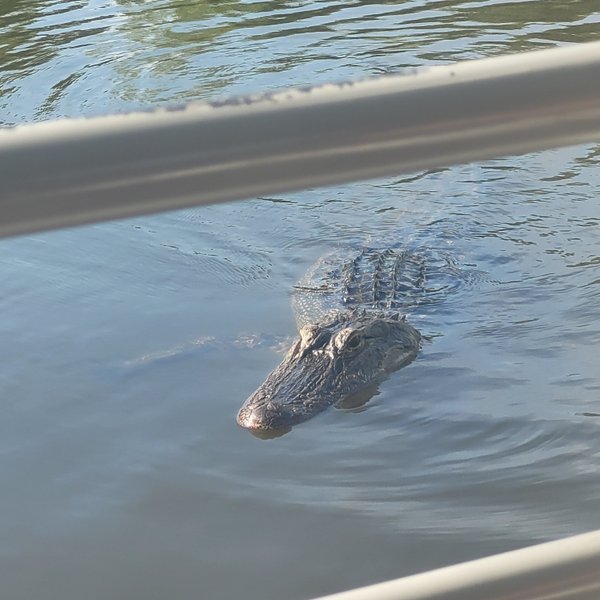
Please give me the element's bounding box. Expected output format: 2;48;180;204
346;333;363;350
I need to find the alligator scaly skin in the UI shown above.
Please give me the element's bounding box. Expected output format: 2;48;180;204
292;248;427;328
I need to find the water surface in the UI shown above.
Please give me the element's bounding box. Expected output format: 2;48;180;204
1;1;600;599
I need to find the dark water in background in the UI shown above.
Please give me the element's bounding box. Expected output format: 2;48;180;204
1;1;600;599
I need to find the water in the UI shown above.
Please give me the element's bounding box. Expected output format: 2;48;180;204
1;1;600;599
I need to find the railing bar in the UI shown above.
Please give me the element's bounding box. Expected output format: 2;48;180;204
312;530;600;600
1;41;600;238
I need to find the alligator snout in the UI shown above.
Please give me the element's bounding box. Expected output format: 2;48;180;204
237;401;285;430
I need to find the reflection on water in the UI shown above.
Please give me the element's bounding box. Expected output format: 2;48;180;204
1;1;600;599
2;0;600;123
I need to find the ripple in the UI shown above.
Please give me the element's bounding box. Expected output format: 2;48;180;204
4;0;600;123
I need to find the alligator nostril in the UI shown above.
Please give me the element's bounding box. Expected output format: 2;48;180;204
236;405;261;429
237;401;274;430
237;402;293;438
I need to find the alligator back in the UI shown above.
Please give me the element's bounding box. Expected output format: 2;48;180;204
292;248;428;328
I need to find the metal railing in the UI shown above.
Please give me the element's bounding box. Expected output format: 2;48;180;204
2;41;600;600
1;41;600;238
315;530;600;600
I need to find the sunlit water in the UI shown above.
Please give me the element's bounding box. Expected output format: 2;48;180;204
1;1;600;599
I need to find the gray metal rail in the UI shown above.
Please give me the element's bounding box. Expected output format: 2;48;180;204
1;41;600;238
314;530;600;600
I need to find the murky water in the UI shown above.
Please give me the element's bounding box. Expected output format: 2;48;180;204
1;1;600;599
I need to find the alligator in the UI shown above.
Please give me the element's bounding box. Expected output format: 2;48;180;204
236;248;427;434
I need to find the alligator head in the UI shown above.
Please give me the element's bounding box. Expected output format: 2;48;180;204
237;311;421;433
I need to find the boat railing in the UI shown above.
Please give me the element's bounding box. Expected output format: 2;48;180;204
1;42;600;238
